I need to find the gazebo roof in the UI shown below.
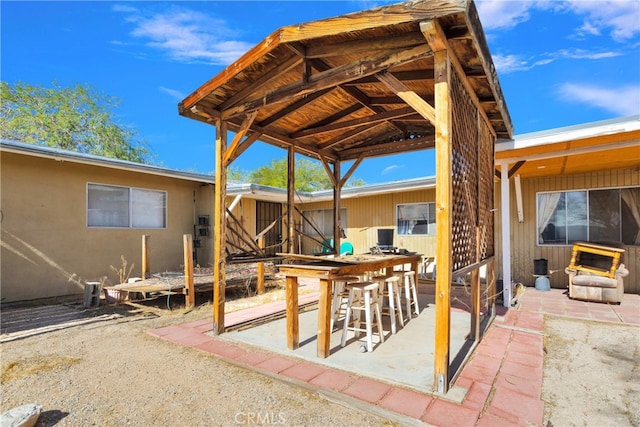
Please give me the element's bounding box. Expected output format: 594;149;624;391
179;0;513;163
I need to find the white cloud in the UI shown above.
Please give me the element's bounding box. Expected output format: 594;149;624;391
159;86;186;101
563;0;640;42
558;83;640;116
493;48;622;74
382;165;401;175
113;5;254;65
476;0;536;30
477;0;639;41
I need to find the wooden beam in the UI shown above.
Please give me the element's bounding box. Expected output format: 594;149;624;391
219;55;302;111
286;276;299;349
141;235;150;279
278;0;467;43
179;31;282;111
257;236;265;295
318;121;386;151
339;135;435;161
259;88;333;128
433;49;452;394
375;72;436;125
339;155;364;187
333;161;342;253
420;19;498;139
287;146;295;253
292;106;416;138
225;132;262;166
319;157;338;188
224;111;257;167
306;31;426;59
222;44;431;119
183;234;195;309
212;119;228;335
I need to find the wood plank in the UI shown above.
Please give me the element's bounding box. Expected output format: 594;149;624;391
375;72;436;125
222;44;432;119
141;235;150;279
286;276;299;350
278;0;467;43
317;278;332;358
224;111;257;167
183;234;195;309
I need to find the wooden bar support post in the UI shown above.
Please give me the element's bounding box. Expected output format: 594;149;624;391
141;235;150;279
286;276;299;349
183;234;195;309
257;236;265;295
317;278;332;358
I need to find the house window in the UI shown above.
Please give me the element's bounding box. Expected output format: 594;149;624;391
87;183;167;228
537;186;640;246
397;202;435;235
301;208;347;238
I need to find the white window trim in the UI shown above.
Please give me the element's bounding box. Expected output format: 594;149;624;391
396;202;436;236
87;182;168;229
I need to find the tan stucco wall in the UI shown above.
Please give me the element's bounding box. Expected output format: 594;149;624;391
494;167;639;294
1;152;214;302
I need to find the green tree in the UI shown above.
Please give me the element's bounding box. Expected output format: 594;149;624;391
248;157;364;191
0;81;150;163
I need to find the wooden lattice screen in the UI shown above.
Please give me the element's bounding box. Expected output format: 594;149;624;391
477;115;495;260
450;66;495;272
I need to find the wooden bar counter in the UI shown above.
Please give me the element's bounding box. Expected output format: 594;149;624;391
277;252;422;358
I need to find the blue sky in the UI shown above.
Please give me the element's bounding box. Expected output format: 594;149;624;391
2;1;639;184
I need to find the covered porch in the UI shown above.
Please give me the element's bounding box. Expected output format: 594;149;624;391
178;0;513;393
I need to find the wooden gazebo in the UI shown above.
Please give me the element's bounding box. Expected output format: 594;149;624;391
179;0;513;393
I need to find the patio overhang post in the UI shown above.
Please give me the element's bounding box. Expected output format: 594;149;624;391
286;145;299;350
213;119;228;335
333;161;341;252
498;161;513;307
433;48;453;394
287;146;295;254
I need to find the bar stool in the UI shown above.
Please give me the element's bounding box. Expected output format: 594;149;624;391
395;270;420;319
340;281;384;353
330;275;360;331
371;274;404;334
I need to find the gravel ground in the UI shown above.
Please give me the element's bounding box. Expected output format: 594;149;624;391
542;316;640;427
1;289;393;427
2;285;639;427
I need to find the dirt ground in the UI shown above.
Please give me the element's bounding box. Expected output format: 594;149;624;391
542;316;640;427
1;281;639;426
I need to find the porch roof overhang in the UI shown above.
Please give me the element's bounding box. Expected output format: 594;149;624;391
495;115;640;179
178;0;513;164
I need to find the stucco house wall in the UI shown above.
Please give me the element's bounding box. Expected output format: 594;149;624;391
1;146;215;302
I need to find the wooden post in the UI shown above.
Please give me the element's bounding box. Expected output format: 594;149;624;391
257;236;265;295
470;228;481;341
183;234;195;309
212;119;228;335
334;162;340;251
287;146;295;253
434;48;452;394
316;278;332;358
141;235;150;279
286;276;299;350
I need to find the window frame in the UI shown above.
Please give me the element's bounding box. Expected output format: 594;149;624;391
301;207;347;238
396;202;436;236
536;185;640;247
87;182;168;229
